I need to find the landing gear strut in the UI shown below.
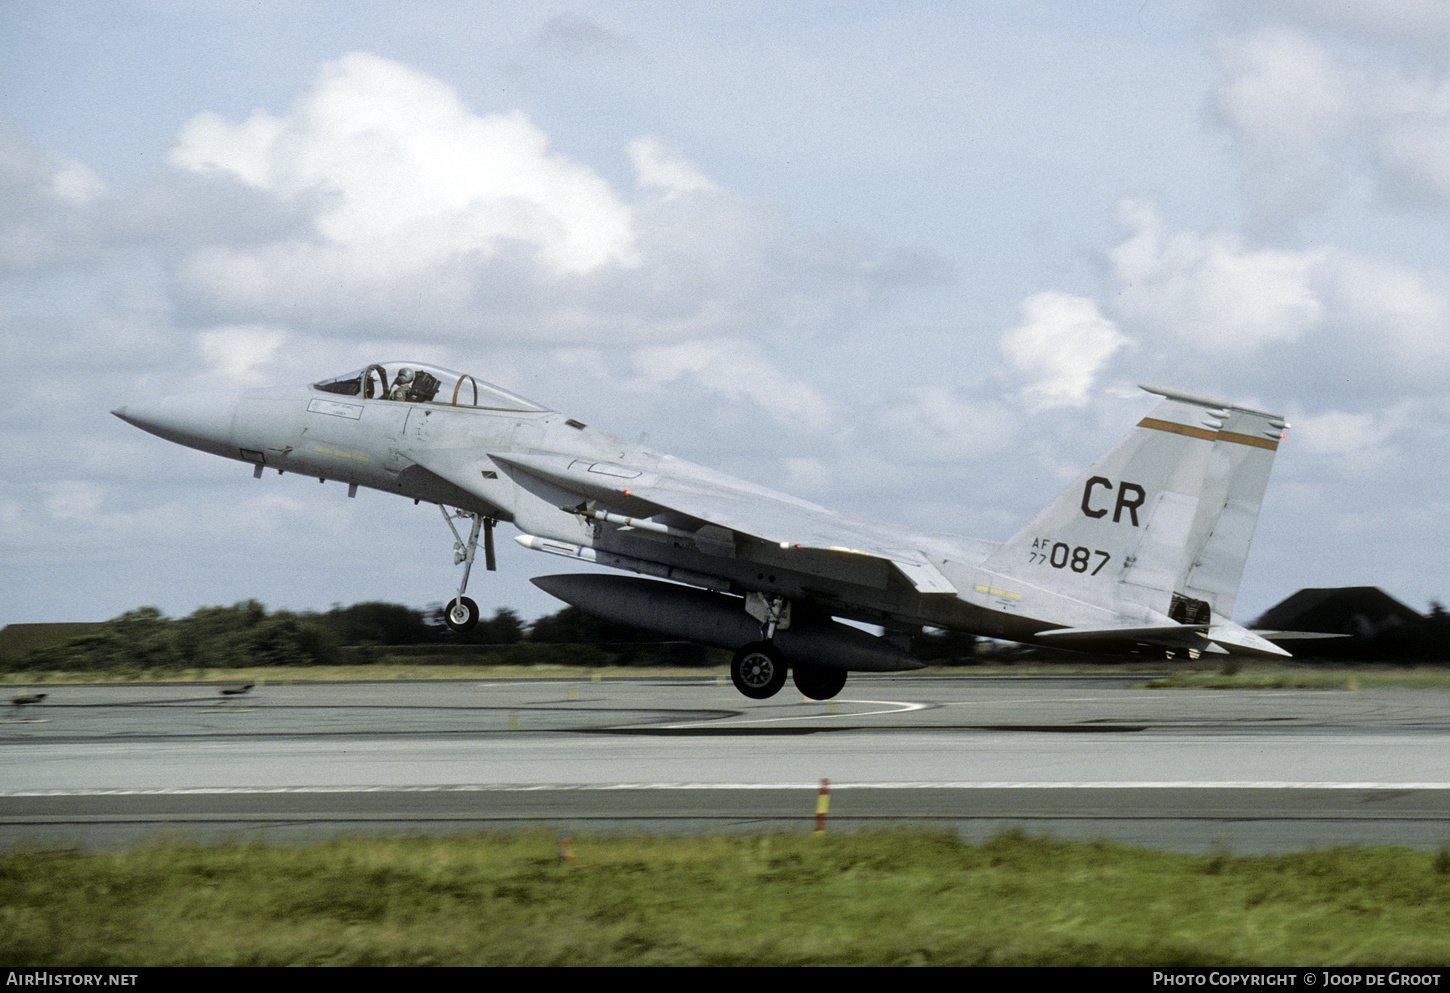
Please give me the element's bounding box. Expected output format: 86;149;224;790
440;506;495;633
745;592;790;640
730;593;794;698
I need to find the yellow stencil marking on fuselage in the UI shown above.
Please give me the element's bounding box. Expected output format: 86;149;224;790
975;584;1021;599
314;446;371;461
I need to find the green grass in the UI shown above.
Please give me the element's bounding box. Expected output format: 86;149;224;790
3;831;1449;966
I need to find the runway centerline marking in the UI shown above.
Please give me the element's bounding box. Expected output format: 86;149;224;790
660;698;928;729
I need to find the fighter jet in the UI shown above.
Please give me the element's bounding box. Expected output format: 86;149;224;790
113;361;1291;700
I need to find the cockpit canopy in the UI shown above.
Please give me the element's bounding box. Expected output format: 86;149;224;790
312;362;547;412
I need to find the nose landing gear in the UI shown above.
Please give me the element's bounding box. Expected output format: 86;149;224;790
440;506;495;633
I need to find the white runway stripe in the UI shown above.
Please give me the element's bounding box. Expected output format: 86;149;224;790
8;780;1450;797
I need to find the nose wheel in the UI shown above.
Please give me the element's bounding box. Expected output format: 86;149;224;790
731;642;788;699
446;596;480;633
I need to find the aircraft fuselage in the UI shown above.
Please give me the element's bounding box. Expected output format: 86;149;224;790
115;362;1291;699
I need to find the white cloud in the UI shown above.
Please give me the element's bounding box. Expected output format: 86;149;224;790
1375;106;1450;208
533;13;637;59
1000;291;1127;409
779;456;831;494
628;136;719;197
195;325;288;387
156;52;931;349
1214;26;1450;221
43;481;106;523
1247;0;1450;51
1215;27;1358;154
50;160;107;204
1293;406;1410;477
876;385;1018;463
0;129;109;272
1106;199;1326;355
632;338;837;433
1090;198;1450;400
1325;253;1450;371
168;51;637;285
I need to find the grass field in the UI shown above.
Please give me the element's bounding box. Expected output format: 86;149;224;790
3;830;1449;966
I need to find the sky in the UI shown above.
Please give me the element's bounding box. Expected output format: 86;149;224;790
3;0;1449;629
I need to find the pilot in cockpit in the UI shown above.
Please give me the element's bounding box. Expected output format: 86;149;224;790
385;367;442;403
389;368;415;401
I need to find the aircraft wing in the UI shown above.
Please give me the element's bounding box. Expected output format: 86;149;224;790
615;482;959;594
414;448;956;594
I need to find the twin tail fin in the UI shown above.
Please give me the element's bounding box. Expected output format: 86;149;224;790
982;384;1289;656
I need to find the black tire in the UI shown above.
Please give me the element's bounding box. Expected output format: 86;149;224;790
792;662;847;700
731;641;788;699
445;595;479;633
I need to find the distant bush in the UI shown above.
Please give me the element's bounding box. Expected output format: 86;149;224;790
316;601;435;647
2;599;721;673
6;602;342;672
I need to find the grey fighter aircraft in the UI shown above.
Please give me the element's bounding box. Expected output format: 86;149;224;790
113;362;1291;700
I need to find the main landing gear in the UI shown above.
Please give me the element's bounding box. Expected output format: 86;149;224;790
440;506;496;633
731;642;788;699
791;661;848;701
728;644;848;701
729;593;848;701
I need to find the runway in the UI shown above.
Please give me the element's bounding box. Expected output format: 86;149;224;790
3;673;1449;853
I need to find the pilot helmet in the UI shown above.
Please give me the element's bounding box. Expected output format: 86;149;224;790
395;367;414;384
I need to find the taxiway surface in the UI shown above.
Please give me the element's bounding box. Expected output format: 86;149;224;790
3;673;1448;853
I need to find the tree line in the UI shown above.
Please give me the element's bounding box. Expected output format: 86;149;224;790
0;601;638;672
0;600;984;673
10;596;1443;675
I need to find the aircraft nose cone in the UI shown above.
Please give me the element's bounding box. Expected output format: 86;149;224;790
112;392;240;458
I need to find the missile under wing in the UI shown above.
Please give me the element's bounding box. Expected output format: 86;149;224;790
114;363;1291;700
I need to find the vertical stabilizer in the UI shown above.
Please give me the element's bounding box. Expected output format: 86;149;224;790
982;386;1286;625
1178;403;1288;620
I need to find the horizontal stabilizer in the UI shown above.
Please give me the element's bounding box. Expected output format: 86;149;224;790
1036;623;1208;646
1206;619;1293;657
1036;618;1292;658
